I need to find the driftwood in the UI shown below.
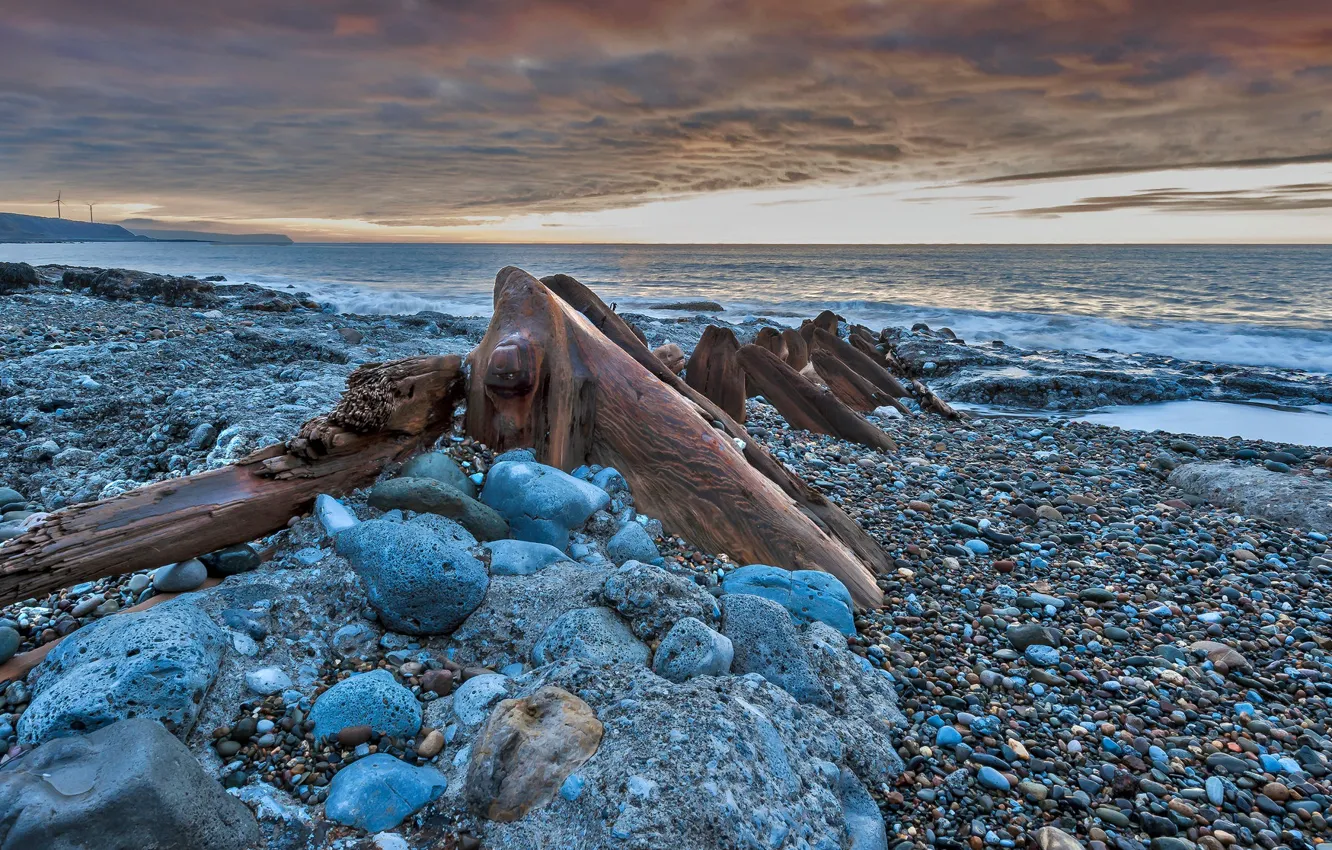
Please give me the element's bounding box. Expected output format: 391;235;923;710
540;275;893;590
810;349;894;413
683;326;747;423
0;357;466;606
782;328;809;372
738;345;897;453
754;327;789;363
811;328;909;399
471;268;884;606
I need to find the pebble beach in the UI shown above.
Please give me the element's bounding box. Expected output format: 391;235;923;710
2;261;1331;850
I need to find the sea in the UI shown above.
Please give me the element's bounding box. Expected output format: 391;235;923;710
4;241;1331;442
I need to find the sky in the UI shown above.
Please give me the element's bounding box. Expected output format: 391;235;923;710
1;0;1330;243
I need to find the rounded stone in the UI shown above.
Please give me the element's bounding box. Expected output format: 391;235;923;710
483;539;572;576
152;559;208;593
325;754;447;833
606;522;660;565
399;451;477;498
244;667;292;696
310;669;422;744
0;626;19;665
652;617;733;683
452;674;512;726
334;519;488;635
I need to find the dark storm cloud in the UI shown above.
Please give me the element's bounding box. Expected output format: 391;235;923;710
995;183;1332;217
1;0;1330;224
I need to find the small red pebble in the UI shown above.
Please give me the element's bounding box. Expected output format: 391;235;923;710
994;559;1015;573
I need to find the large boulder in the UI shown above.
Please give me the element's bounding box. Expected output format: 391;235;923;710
0;717;259;850
601;561;721;640
309;669;422;744
0;261;40;294
325;754;448;833
651;617;733;683
450;560;614;670
532;607;651;668
839;768;889;850
18;601;226;745
459;660;901;850
399;450;477;498
799;622;905;780
465;685;604;822
484;539;573;576
722;564;856;636
480;461;610;549
335;518;488;635
720;594;830;707
1169;462;1332;534
368;478;508;542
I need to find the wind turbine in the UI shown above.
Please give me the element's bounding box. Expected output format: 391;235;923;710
50;190;63;219
87;202;98;223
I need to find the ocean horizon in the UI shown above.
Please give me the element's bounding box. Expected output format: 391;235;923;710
4;240;1331;374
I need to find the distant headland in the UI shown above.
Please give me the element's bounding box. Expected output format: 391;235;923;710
0;212;292;245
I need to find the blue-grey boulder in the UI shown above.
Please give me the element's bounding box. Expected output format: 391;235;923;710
532;607;650;667
606;522;659;565
325;753;447;832
0;625;19;664
480;461;610;549
399;450;477;498
839;768;889;850
484;539;572;576
0;718;259;850
334;519;488;635
309;669;421;744
200;543;261;577
492;448;536;465
602;561;721;640
720;594;830;707
368;477;508;542
18;601;225;745
591;467;628;495
151;558;208;593
722;564;856;636
652;617;733;683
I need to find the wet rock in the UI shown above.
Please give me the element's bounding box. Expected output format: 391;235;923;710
465;685;604;822
368;477;508;542
601;561;721;640
335;518;488;635
18;601;225;745
1006;623;1061;651
531;607;650;667
484;539;572;576
1170;462;1332;534
0;718;259;850
309;669;421;744
480;461;610;549
399;450;477;498
721;594;830;707
325;753;448;833
721;564;856;636
651;617;733;683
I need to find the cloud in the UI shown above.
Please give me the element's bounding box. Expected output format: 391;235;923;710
0;0;1329;227
993;182;1332;217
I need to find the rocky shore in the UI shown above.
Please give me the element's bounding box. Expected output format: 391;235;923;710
2;261;1332;850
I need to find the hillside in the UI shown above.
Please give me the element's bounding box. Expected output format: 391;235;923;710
0;212;147;243
127;227;293;245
